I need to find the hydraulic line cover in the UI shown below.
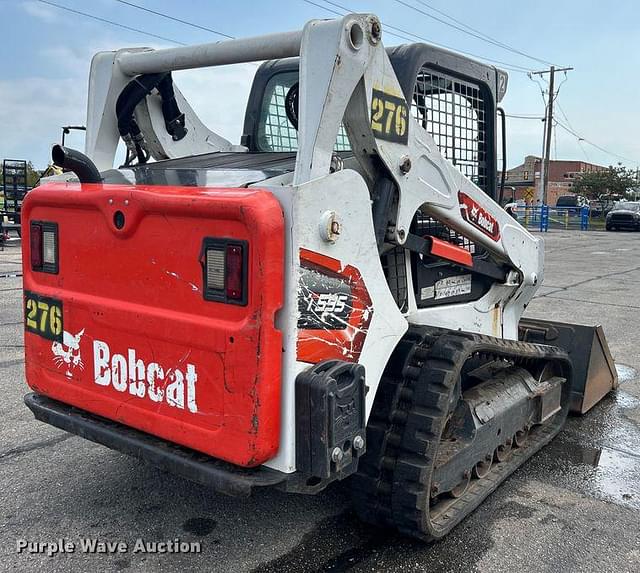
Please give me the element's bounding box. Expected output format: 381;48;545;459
21;182;284;467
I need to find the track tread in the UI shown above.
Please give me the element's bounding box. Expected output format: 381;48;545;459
352;326;571;541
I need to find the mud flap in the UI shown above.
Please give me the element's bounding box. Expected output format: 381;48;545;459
519;318;618;414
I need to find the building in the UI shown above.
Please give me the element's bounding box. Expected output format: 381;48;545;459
501;155;607;205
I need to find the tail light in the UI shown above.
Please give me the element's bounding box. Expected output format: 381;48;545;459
30;221;58;274
225;245;243;301
30;224;42;269
201;239;247;305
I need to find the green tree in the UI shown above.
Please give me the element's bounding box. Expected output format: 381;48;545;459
25;161;41;187
573;164;638;199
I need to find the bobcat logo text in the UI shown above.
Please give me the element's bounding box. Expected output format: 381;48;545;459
93;339;198;413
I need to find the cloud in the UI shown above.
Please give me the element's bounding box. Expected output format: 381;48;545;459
0;41;257;168
0;77;86;168
22;1;59;23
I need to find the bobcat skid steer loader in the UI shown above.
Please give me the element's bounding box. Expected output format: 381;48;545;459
22;14;617;540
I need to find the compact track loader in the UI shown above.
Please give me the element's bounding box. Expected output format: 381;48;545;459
22;14;617;540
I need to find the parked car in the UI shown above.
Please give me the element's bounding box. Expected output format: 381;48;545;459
589;199;605;217
606;201;640;231
599;194;624;215
556;194;589;214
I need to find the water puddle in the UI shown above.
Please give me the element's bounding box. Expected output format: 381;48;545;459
541;363;640;509
614;391;640;409
551;441;640;510
615;363;638;385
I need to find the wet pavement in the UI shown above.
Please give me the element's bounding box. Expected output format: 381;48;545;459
1;230;640;572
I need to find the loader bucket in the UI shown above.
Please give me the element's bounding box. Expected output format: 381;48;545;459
518;318;618;414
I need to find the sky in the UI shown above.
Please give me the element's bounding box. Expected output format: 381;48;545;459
1;0;639;170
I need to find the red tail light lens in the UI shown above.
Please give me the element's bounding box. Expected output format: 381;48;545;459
201;238;247;305
225;244;243;300
30;223;43;269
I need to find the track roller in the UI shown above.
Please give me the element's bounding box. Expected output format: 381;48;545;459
514;427;530;448
473;454;492;479
494;438;513;463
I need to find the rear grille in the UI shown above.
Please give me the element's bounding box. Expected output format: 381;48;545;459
381;247;408;312
610;214;635;224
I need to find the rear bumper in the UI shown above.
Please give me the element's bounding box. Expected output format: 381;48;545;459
24;393;286;497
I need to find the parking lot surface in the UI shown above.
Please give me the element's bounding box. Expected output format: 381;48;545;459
1;230;640;572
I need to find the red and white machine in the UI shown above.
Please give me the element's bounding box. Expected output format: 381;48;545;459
22;14;617;540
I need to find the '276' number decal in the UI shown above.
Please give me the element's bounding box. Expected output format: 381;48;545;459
371;89;409;144
24;291;63;342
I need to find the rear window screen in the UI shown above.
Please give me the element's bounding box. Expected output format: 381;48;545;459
256;72;351;152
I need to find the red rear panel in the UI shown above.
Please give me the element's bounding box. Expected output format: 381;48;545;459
22;183;284;467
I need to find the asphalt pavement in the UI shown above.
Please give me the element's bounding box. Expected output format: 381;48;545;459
1;230;639;572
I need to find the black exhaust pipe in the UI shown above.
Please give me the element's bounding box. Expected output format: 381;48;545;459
52;145;102;184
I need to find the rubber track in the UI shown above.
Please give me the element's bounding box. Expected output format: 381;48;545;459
351;328;442;527
352;326;571;541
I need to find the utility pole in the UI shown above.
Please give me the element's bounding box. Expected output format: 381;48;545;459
531;66;573;204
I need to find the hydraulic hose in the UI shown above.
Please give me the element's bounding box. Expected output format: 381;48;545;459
115;72;187;165
115;73;167;138
157;74;187;140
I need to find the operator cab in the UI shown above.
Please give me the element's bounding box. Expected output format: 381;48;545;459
238;45;508;313
242;44;507;200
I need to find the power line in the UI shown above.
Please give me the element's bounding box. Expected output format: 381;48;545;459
113;0;234;39
505;114;545;120
548;73;627;164
554;75;569;101
110;1;267;68
555;101;575;131
40;0;263;70
413;0;557;66
554;119;637;165
303;0;533;73
303;0;344;18
36;0;186;45
577;139;591;163
396;0;561;68
313;0;531;72
555;101;591;162
528;72;550;108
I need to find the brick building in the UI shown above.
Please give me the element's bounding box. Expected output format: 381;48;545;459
501;155;607;205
